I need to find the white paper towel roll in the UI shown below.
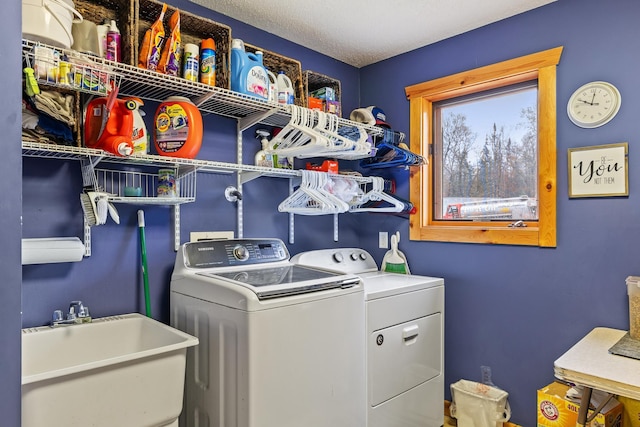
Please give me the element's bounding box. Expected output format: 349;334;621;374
22;237;85;265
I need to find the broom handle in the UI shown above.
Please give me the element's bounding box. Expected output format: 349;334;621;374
138;210;152;318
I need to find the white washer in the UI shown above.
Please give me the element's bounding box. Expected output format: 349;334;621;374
170;239;366;427
291;248;444;427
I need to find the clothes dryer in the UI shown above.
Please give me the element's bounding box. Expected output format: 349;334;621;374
291;248;444;427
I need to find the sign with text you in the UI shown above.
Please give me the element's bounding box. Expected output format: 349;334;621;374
568;142;628;198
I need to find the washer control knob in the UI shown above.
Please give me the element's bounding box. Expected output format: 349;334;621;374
350;252;359;261
333;252;344;263
233;245;249;261
359;252;367;261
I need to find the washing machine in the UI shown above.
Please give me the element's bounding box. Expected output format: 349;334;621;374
291;248;444;427
169;238;366;427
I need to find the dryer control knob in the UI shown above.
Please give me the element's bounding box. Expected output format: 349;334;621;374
333;253;344;263
350;252;359;261
359;253;367;261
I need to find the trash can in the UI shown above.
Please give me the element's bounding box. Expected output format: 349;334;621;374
450;379;511;427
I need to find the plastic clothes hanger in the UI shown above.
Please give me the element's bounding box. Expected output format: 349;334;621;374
279;170;349;215
349;177;407;213
269;107;331;157
361;129;426;169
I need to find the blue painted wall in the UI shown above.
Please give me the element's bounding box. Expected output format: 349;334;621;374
358;0;640;425
2;0;23;424
11;0;638;425
21;0;365;328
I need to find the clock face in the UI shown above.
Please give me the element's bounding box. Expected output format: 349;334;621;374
567;81;621;128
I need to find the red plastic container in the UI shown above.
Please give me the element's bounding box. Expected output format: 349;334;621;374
84;97;136;156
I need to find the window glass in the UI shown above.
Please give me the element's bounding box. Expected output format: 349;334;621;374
433;83;538;221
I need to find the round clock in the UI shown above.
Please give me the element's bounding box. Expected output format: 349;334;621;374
567;81;621;128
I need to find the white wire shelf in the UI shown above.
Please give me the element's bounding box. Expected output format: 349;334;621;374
22;141;308;178
21;39;384;134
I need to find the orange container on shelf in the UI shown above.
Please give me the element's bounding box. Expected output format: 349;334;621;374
84;97;136;156
154;96;203;159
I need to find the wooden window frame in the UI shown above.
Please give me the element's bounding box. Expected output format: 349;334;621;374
405;47;563;247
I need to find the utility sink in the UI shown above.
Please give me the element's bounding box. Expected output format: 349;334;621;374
22;313;198;427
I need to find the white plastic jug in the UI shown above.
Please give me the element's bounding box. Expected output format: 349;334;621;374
277;71;294;105
267;71;278;104
450;380;511;427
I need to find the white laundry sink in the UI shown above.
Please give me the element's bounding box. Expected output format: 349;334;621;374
22;313;198;427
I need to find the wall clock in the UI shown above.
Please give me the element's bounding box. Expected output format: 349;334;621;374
567;81;621;128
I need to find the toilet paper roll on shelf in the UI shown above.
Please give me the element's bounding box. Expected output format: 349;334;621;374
22;237;84;265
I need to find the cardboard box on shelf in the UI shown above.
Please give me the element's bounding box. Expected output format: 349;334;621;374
537;382;622;427
617;395;640;427
308;97;323;111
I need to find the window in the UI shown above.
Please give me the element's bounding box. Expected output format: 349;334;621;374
405;47;563;247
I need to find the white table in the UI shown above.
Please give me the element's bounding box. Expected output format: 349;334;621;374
554;327;640;426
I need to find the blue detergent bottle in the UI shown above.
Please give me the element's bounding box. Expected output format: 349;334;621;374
230;39;269;100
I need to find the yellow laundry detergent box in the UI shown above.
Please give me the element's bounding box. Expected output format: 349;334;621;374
617;395;640;427
537;382;622;427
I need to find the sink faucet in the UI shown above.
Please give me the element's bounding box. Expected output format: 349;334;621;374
51;300;92;327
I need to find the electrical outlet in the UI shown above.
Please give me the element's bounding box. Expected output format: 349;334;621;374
190;231;234;242
379;232;389;249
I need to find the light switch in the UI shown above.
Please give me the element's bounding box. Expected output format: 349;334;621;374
379;232;389;249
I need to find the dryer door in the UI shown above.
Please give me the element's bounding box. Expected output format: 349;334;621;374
369;313;442;406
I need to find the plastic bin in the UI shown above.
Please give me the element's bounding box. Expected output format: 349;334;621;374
450;380;511;427
627;276;640;339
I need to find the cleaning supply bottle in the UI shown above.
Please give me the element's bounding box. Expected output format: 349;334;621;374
230;39;269;100
182;43;199;82
126;97;148;155
255;129;274;167
267;70;277;103
154;96;203;159
96;19;110;58
84;97;135;156
277;71;294;105
106;19;121;62
200;38;216;86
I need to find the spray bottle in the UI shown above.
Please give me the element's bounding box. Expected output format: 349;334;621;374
255;129;274;168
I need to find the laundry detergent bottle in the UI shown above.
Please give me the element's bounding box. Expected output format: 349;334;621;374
277;71;294;105
230;39;269;100
154;96;203;159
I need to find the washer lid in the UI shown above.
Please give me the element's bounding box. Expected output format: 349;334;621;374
358;272;444;300
197;265;361;300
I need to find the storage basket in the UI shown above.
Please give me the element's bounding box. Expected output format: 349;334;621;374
73;0;135;65
303;69;342;116
245;43;304;107
135;0;232;89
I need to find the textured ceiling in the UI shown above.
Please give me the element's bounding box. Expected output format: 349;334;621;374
188;0;556;68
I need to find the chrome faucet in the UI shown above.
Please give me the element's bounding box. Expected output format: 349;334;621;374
51;300;92;327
